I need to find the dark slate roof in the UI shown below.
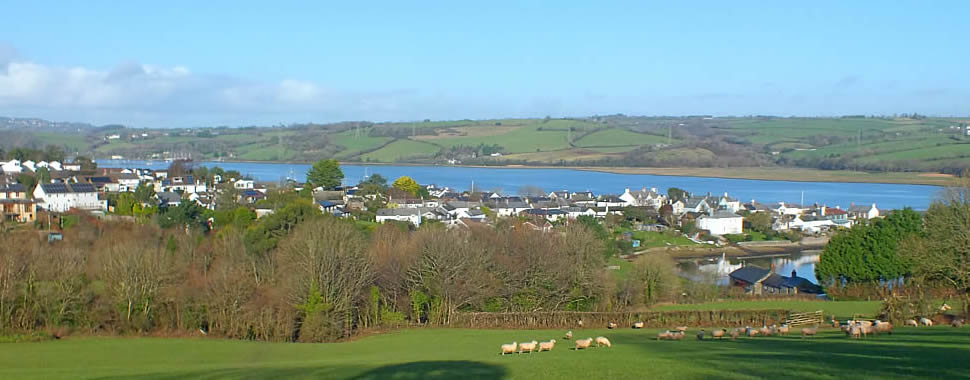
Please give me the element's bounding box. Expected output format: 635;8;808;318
242;189;265;197
762;273;787;288
729;266;771;284
699;210;741;219
0;183;26;192
684;197;708;208
87;176;114;184
318;200;336;208
157;191;181;204
40;183;97;194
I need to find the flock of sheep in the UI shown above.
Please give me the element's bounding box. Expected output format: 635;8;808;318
499;332;612;355
499;305;967;355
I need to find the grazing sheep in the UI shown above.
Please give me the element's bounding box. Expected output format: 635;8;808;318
840;325;850;334
657;330;672;341
711;329;726;339
831;318;840;328
696;330;705;340
874;321;893;335
952;319;964;328
518;340;538;354
595;336;612;348
633;321;644;329
759;326;772;336
538;339;556;352
578;320;584;328
920;317;934;326
729;328;741;340
501;342;518;355
940;303;952;312
847;325;862;339
574;337;593;350
670;331;685;341
675;326;688;333
746;327;759;337
859;320;873;328
777;324;790;336
564;331;573;340
608;322;617;329
905;319;918;327
801;326;818;338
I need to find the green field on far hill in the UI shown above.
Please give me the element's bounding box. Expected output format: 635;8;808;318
2;326;966;379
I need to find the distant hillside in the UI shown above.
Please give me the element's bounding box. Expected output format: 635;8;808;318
1;115;968;174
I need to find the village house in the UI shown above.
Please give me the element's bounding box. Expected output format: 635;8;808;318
563;206;597;219
619;187;666;208
376;208;423;226
682;196;711;214
848;203;880;220
596;195;626;208
729;266;822;295
488;199;530;217
717;193;742;213
0;184;37;223
234;179;255;190
33;183;105;212
548;190;570;200
696;210;743;235
157;191;182;208
520;208;566;222
773;202;806;216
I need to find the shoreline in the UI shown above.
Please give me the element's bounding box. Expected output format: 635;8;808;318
97;158;955;187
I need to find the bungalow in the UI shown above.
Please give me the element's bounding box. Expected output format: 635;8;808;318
548;190;570;200
489;200;530;217
729;266;821;295
0;184;37;223
33;183;106;212
157;191;182;208
563;206;596;219
239;189;266;204
455;208;487;221
376;208;423;226
848;203;880;220
696;210;743;235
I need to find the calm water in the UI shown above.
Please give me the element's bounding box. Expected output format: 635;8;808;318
96;160;939;210
679;251;821;285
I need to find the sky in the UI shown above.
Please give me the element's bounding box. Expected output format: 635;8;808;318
1;1;968;128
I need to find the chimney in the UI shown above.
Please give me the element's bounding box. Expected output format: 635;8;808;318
791;269;797;278
724;192;728;197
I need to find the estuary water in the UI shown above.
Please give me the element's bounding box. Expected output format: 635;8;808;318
96;160;940;210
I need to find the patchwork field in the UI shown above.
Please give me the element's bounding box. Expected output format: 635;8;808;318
1;325;965;379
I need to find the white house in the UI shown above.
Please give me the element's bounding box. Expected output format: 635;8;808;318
848;203;880;220
563;206;597;219
490;200;530;217
33;183;106;212
376;208;423;226
234;179;255;190
619;187;666;208
717;193;742;213
1;160;22;174
696;210;743;235
773;202;806;216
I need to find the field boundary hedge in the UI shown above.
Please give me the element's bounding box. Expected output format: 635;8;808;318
449;310;790;329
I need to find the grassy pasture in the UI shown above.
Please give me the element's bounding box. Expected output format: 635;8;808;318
574;128;670;147
331;129;393;158
360;139;439;162
1;325;966;379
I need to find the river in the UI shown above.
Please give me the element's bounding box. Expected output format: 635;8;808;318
679;251;822;285
96;160;940;210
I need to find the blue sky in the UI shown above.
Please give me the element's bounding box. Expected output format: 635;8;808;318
1;1;967;127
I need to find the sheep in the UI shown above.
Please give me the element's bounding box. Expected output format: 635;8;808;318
518;340;538;354
608;322;617;329
696;330;705;340
777;324;790;336
500;342;518;355
847;325;862;339
801;326;818;338
746;327;759;337
711;329;726;339
632;321;644;329
729;328;741;340
574;337;593;350
675;326;688;333
759;326;773;336
920;317;934;327
578;319;584;328
657;330;672;341
940;303;952;312
905;319;918;327
859;320;873;327
564;330;573;340
840;325;850;334
952;319;964;328
831;317;840;328
670;331;685;341
874;321;893;335
538;339;556;352
595;336;612;348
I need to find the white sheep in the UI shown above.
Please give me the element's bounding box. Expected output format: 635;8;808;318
500;342;517;355
920;317;934;326
711;329;726;339
574;337;593;350
874;321;893;335
777;324;790;335
952;319;964;328
801;326;818;338
670;331;685;340
518;340;538;354
632;321;644;329
538;339;556;352
905;319;918;327
608;322;617;329
675;326;688;332
564;330;573;340
729;328;741;340
657;330;672;341
940;303;952;312
595;336;612;348
847;325;862;339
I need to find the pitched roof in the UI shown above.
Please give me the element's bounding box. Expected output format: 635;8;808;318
729;266;771;284
377;208;420;216
0;183;26;193
699;210;741;219
40;183;97;194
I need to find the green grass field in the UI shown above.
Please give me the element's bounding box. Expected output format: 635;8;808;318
360;139;440;161
631;231;700;249
574;128;671;147
332;129;394;158
2;326;966;379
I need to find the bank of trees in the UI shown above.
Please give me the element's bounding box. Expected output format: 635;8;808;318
0;214;652;341
816;208;922;286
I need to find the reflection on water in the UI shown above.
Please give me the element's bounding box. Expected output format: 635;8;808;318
680;251;821;286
